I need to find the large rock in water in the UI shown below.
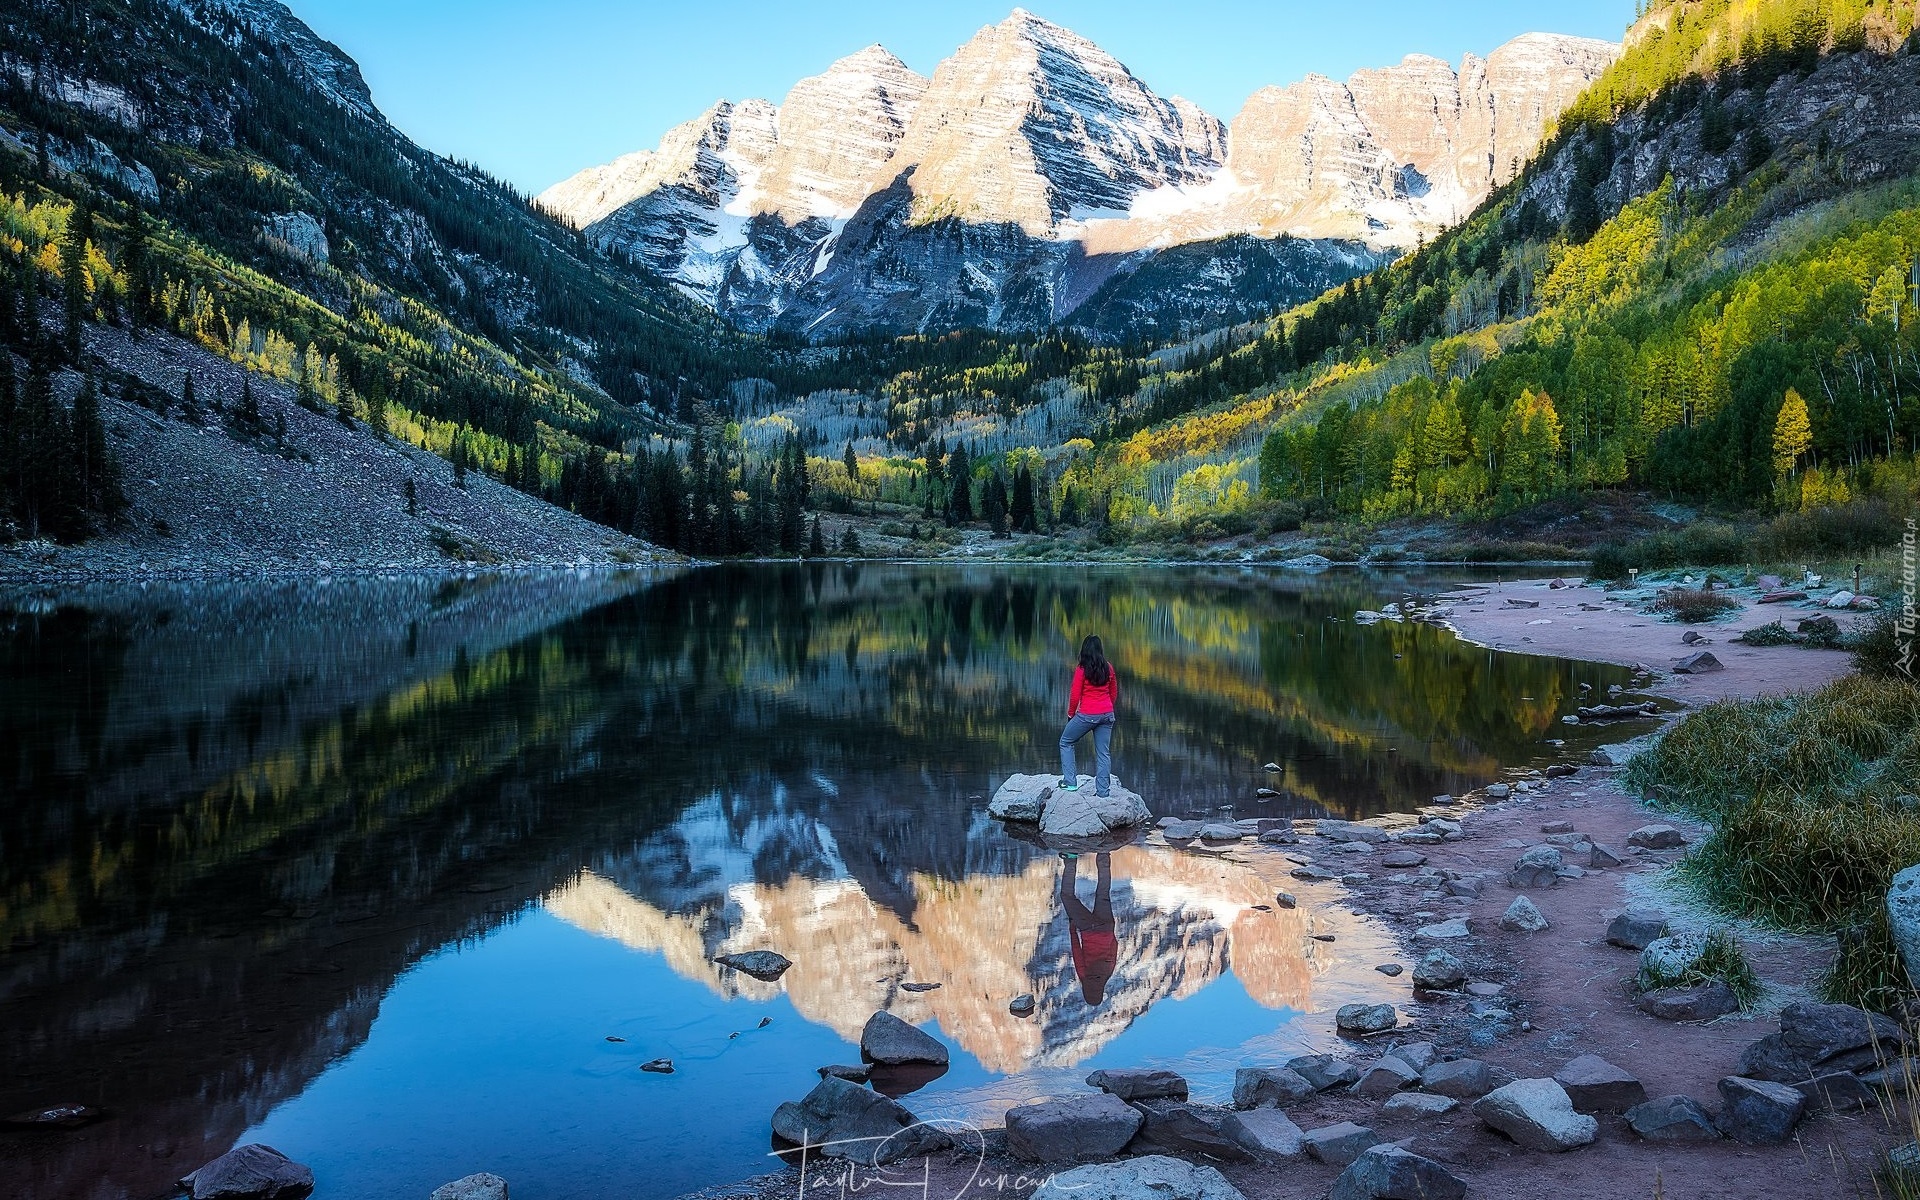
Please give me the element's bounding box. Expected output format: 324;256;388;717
713;950;792;981
179;1145;314;1200
1032;1156;1246;1200
988;773;1151;836
861;1011;949;1065
771;1076;950;1166
1086;1068;1188;1101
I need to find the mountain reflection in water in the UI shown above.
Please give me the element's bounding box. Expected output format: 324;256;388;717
0;565;1641;1200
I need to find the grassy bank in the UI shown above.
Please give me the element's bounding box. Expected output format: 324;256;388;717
1625;661;1920;1010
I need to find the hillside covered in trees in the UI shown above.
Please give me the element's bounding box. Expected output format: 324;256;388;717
3;0;1919;565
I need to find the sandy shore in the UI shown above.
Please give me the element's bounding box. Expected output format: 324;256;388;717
1429;576;1859;705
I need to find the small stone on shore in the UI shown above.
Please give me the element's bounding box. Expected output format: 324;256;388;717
430;1174;508;1200
1335;1003;1399;1035
1500;896;1550;932
1624;1095;1721;1142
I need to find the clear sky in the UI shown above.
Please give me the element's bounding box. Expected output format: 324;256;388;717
286;0;1638;195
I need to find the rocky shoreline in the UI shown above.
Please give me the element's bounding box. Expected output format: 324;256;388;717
675;578;1904;1200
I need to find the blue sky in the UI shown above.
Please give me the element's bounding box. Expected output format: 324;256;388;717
288;0;1637;195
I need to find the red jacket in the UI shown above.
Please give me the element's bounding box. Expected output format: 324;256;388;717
1069;665;1118;717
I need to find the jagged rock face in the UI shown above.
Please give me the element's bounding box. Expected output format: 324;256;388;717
1223;33;1621;242
889;9;1224;234
539;12;1618;335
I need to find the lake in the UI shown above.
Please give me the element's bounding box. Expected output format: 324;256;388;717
0;564;1644;1199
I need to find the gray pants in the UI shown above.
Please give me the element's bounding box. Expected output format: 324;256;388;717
1059;713;1116;796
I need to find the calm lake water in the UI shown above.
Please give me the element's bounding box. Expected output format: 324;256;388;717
0;565;1645;1200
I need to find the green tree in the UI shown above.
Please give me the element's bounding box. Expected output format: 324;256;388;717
69;376;123;521
843;441;859;483
1772;388;1812;477
948;443;973;523
807;513;825;556
1011;463;1037;533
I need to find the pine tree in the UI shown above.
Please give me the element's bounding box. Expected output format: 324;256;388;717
843;441;859;483
0;350;16;523
452;432;468;488
17;351;72;539
807;514;825;556
123;212;153;329
69;376;123;521
405;478;418;517
839;525;861;555
237;378;262;431
181;372;198;420
986;470;1009;537
948;444;973;523
1011;463;1036;533
59;200;93;363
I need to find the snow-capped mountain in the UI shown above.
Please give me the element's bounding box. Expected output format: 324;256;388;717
539;10;1619;339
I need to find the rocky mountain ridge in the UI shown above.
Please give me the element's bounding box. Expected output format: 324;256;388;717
539;10;1619;339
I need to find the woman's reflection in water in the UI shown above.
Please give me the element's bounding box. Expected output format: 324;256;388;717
1060;851;1118;1005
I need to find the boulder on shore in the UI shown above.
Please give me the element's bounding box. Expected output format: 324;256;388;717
179;1145;314;1200
1221;1108;1305;1159
1032;1156;1246;1200
1891;865;1920;992
1128;1100;1251;1162
1472;1078;1597;1151
1232;1066;1315;1108
989;773;1152;837
1717;1076;1806;1145
1005;1093;1143;1162
1553;1055;1648;1113
1328;1145;1468;1200
860;1011;949;1066
1624;1095;1721;1142
1606;909;1669;950
1500;896;1550;932
1507;845;1562;888
1639;981;1738;1021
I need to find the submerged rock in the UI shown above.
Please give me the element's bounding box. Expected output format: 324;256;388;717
430;1174;508;1200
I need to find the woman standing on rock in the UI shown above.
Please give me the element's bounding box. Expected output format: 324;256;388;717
1059;635;1118;798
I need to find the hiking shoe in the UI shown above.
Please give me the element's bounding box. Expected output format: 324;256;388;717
1058;780;1079;791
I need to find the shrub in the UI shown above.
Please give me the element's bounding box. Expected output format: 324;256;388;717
1854;611;1914;680
1627;675;1920;1008
1753;500;1907;562
1589;523;1751;579
1636;927;1762;1009
1655;587;1739;623
1734;620;1795;646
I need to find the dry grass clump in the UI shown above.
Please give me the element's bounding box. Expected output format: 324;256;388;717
1627;674;1920;1009
1655;586;1741;623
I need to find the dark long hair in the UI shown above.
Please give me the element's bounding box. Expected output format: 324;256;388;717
1078;635;1111;687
